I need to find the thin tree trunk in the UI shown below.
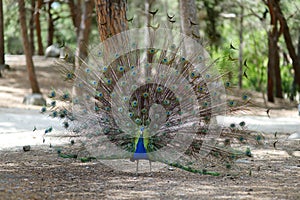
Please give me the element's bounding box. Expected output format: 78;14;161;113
0;0;4;73
29;0;35;55
68;0;82;36
267;32;275;102
47;0;54;46
18;0;41;94
238;6;244;89
145;0;155;63
35;0;44;55
75;0;94;67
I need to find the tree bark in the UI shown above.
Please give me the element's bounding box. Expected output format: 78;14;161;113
266;0;283;102
68;0;82;36
94;0;128;42
35;0;44;55
47;0;54;47
273;0;300;92
18;0;41;94
0;0;4;68
238;5;244;89
75;0;94;67
29;0;35;55
179;0;201;56
145;0;155;63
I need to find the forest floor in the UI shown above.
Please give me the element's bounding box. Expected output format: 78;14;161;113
0;55;299;199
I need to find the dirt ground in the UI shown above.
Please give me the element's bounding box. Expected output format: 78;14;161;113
0;55;299;199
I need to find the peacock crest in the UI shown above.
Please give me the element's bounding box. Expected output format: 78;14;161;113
43;27;262;173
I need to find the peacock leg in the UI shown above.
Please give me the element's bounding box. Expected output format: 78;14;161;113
149;160;152;172
136;160;139;173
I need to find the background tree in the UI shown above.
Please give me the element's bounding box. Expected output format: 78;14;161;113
29;0;35;54
47;0;54;46
0;0;4;77
266;0;282;102
68;0;94;67
179;0;206;57
35;0;44;55
272;0;300;101
18;0;41;94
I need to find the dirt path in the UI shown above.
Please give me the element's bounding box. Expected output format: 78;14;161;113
0;55;299;199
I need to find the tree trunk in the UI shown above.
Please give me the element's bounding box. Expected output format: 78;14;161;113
68;0;82;36
179;0;201;56
145;0;155;63
266;0;283;102
273;0;300;93
47;0;54;47
94;0;128;42
35;0;44;55
238;5;244;89
0;0;4;77
29;0;35;55
75;0;94;67
18;0;41;94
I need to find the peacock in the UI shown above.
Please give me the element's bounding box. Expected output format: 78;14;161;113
41;27;263;174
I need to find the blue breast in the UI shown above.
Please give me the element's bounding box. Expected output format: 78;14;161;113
132;136;148;160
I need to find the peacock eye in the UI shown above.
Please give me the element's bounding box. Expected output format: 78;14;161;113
141;108;147;113
102;66;108;72
128;112;134;118
242;95;249;100
228;100;235;106
163;99;170;105
49;90;56;98
105;78;112;85
51;111;58;118
41;106;46;113
85;68;91;73
170;44;176;49
118;66;125;72
225;81;231;87
190;72;195;78
131;71;137;76
131;100;138;107
97;92;103;98
239;121;246;127
239;136;244;142
66;73;73;79
143;92;149;98
131;85;137;91
51;101;56;107
123;96;129;102
256;135;262;141
156;87;163;93
135;118;142;125
149;49;155;54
